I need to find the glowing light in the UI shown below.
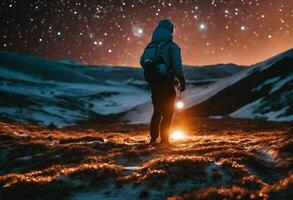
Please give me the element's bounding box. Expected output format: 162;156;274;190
132;26;144;37
138;28;143;34
170;130;186;141
199;23;206;30
176;100;184;109
94;41;103;46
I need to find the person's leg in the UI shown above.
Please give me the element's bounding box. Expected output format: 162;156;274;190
150;85;162;142
160;85;176;143
160;111;174;143
150;112;161;141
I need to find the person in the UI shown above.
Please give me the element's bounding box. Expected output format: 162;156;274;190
141;19;185;144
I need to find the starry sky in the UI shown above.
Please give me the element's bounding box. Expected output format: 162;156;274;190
1;0;293;67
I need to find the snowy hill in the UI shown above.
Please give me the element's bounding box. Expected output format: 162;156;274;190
0;51;148;126
185;48;293;122
0;51;243;127
122;49;293;123
1;49;291;126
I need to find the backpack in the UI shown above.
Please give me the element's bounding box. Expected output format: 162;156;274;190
140;40;172;83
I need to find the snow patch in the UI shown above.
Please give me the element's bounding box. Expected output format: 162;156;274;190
230;99;291;122
209;116;224;119
124;166;143;170
269;73;293;94
252;77;280;92
88;140;104;145
17;156;32;161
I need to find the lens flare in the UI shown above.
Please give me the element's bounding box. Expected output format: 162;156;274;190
170;130;186;140
176;100;184;109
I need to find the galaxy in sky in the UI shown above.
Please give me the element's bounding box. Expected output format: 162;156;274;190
0;0;292;66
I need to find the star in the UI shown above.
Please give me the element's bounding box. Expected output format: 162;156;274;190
132;26;144;37
199;23;206;31
0;0;292;66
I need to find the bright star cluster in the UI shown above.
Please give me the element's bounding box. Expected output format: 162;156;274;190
0;0;292;66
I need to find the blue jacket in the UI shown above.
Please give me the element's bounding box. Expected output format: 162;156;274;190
141;19;185;83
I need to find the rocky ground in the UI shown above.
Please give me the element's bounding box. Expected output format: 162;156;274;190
0;118;292;199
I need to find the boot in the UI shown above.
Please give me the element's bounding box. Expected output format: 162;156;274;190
149;137;157;144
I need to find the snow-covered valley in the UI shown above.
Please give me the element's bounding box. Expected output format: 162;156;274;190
0;49;292;127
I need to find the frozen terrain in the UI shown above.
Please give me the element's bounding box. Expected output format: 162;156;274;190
0;119;292;199
0;49;292;200
0;51;244;127
0;49;292;126
185;48;293;122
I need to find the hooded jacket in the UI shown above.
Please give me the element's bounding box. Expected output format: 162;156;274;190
141;19;185;86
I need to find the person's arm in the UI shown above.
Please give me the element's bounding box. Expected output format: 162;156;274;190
140;51;144;67
170;44;185;91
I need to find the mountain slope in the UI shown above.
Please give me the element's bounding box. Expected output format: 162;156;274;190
0;51;149;126
185;48;293;121
0;51;243;126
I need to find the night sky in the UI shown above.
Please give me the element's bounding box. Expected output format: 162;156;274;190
1;0;293;67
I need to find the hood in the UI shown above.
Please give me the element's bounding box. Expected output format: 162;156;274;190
151;19;174;42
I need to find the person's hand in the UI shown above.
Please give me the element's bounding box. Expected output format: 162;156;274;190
179;84;185;92
178;76;186;92
174;79;180;88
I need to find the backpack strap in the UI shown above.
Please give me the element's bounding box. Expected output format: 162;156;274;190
159;40;174;77
158;40;172;63
157;40;172;60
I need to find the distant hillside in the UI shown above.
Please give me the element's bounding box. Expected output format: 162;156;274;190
186;48;293;122
0;51;243;126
